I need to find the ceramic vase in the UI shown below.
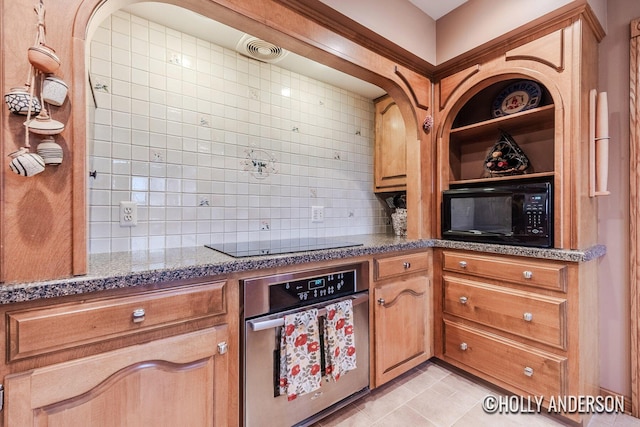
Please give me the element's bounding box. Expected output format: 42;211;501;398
24;107;64;135
391;208;407;237
42;76;68;106
37;136;63;165
4;87;41;115
8;148;45;177
28;45;60;74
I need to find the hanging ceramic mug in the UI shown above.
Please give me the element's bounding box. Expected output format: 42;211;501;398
3;87;41;115
42;76;68;106
37;136;63;165
8;148;45;177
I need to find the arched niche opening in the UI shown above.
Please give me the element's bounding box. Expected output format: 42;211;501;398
1;0;432;282
435;71;566;247
78;1;428;255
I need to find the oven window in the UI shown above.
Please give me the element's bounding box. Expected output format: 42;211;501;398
450;196;512;234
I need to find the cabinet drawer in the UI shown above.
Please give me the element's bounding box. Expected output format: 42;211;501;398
442;251;567;291
7;281;226;361
375;252;429;280
444;321;567;398
444;277;566;348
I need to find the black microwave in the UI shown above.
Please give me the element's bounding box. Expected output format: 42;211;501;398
441;179;553;248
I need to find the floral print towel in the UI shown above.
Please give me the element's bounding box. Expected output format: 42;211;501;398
279;308;322;401
324;299;357;381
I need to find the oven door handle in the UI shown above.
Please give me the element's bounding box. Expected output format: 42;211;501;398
247;293;369;332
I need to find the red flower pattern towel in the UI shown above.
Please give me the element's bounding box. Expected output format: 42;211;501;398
323;299;357;381
279;308;322;401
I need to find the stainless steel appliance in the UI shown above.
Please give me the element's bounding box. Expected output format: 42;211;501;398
242;263;370;427
441;177;553;247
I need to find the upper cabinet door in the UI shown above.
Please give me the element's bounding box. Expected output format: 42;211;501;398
374;96;407;192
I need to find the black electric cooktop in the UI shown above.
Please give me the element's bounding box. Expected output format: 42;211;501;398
205;238;363;258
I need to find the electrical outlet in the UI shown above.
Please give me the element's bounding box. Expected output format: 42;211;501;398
311;206;324;223
119;201;138;227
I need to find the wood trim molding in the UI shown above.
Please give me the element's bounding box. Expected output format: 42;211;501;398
434;3;602;80
273;0;436;77
600;386;633;416
630;16;640;418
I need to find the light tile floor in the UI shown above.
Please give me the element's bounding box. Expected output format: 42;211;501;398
313;361;640;427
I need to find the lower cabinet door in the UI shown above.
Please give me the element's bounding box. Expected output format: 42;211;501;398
374;276;431;385
4;326;229;427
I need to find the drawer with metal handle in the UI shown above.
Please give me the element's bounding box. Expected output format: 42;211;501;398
443;277;567;349
7;280;226;361
442;251;568;292
444;320;567;398
375;252;429;280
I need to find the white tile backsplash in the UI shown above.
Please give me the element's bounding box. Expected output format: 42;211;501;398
87;9;389;253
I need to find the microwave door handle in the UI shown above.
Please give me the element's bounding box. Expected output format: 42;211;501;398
248;293;369;332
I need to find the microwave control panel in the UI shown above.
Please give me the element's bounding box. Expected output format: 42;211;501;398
524;193;549;235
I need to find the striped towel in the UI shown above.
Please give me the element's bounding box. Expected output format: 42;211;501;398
279;308;322;401
324;299;357;381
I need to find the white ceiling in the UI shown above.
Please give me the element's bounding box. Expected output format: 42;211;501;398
121;1;466;99
409;0;468;20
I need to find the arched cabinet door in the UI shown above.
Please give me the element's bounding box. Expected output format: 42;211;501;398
373;252;432;386
4;326;229;427
374;96;407;192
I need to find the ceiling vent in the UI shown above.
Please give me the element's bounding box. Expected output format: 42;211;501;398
236;35;289;64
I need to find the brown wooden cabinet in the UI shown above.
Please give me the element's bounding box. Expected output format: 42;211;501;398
1;279;237;427
434;249;598;424
373;251;432;386
4;326;229;426
434;14;602;250
432;14;602;424
374;95;407;192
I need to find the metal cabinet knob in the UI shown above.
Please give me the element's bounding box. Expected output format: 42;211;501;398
217;342;228;355
377;298;386;306
523;270;533;279
132;308;146;323
459;261;468;268
523;312;533;322
524;367;534;377
403;262;411;269
460;342;468;351
459;296;468;304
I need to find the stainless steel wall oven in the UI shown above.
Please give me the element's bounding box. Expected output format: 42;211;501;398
242;263;370;427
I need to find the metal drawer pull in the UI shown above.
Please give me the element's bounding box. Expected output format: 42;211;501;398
524;367;534;377
217;342;228;355
459;296;468;304
459;261;468;268
523;270;533;279
377;298;386;306
523;312;533;322
403;262;411;269
460;342;468;351
132;308;146;323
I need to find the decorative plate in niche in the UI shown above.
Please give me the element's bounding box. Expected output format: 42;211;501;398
242;148;278;179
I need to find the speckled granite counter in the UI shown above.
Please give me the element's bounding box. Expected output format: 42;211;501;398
0;235;605;305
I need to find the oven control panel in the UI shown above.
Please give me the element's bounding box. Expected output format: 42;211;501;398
268;269;356;313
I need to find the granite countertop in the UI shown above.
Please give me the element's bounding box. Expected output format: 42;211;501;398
0;235;606;305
